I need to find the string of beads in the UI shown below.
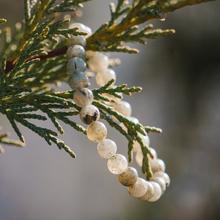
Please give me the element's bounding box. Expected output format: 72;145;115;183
65;23;170;202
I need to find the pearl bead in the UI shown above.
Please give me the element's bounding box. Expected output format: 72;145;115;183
118;166;138;186
86;50;97;59
87;121;107;142
133;133;150;152
84;25;92;38
97;139;117;159
112;100;132;117
148;182;162;202
67;57;86;74
138;181;154;201
66;45;86;61
127;177;148;198
149;158;166;173
107;154;128;174
150;177;166;194
153;172;170;187
80;105;100;124
73;88;93;108
69;71;90;91
88;53;109;73
96;69;116;87
66;35;86;48
69;22;87;32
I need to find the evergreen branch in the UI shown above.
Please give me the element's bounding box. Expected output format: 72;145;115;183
144;126;162;133
0;132;25;147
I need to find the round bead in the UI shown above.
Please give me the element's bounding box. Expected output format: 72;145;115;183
86;50;97;59
150;158;166;173
80;105;100;124
67;57;86;74
73;88;93;108
135;151;143;167
66;35;86;48
84;25;92;38
150;177;166;194
69;22;87;32
112;100;132;117
148;182;162;202
66;45;86;61
153;171;170;187
88;53;109;73
107;154;128;174
87;121;107;142
133;133;150;152
118;167;138;186
127;177;148;198
138;181;154;201
96;69;116;87
97;139;117;159
69;71;90;91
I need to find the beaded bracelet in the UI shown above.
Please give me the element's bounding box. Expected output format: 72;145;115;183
65;26;170;202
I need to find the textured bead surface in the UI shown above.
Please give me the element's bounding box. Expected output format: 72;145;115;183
148;182;162;202
107;154;128;174
149;158;166;173
127;178;148;198
150;177;166;194
138;181;154;201
153;172;170;187
80;105;100;124
97;139;117;159
96;69;116;87
118;167;138;186
112;100;132;117
69;71;90;90
88;53;109;73
87;121;107;142
66;35;86;48
66;45;86;61
73;88;93;108
67;57;86;74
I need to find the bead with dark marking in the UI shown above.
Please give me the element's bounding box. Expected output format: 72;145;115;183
80;105;100;124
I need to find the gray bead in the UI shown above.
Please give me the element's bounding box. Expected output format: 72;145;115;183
69;71;90;91
66;45;86;61
67;57;86;74
66;35;87;48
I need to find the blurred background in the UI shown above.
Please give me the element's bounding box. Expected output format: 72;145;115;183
0;0;220;219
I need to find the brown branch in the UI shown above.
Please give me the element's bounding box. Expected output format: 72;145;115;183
5;46;68;74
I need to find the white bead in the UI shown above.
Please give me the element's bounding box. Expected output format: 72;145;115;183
80;105;100;124
112;100;132;117
97;139;117;159
148;182;162;202
66;35;86;48
67;57;86;74
69;22;87;32
150;177;166;194
69;71;90;90
73;88;93;108
127;177;148;198
66;45;86;61
118;167;138;186
138;181;154;201
107;154;128;174
87;121;107;142
153;172;170;187
86;50;97;59
84;25;92;38
96;69;116;87
150;158;166;173
135;151;143;167
133;133;150;152
88;53;109;73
